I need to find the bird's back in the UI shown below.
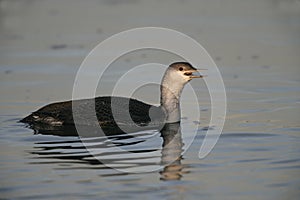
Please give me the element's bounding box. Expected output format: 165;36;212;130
21;96;165;133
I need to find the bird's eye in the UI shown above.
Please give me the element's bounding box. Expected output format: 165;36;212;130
179;67;183;71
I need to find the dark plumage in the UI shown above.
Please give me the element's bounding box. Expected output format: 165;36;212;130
21;96;164;127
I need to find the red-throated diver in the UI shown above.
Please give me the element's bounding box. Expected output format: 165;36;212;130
21;62;204;131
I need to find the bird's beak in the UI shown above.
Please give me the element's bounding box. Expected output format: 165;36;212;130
185;69;207;78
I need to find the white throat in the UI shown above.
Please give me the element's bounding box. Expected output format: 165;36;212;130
160;71;187;123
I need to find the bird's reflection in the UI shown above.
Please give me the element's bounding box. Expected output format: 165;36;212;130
160;123;186;181
28;123;186;181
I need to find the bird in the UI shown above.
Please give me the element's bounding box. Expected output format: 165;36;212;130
20;62;204;134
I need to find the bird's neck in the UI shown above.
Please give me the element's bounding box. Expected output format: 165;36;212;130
160;77;186;123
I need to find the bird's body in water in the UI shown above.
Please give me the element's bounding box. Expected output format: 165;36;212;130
21;62;204;134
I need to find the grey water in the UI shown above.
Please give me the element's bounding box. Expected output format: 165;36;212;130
1;0;300;199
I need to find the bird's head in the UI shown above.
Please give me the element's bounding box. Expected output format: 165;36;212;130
166;62;205;84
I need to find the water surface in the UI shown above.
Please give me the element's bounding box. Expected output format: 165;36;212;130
0;0;299;199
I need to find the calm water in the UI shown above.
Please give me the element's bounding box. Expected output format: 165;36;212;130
1;0;300;199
